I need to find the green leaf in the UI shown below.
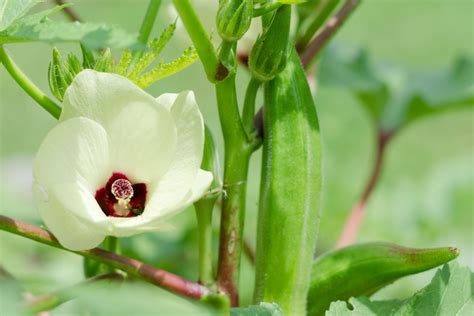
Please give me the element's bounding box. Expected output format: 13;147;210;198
231;302;284;316
135;46;198;88
128;22;176;80
319;44;474;132
56;281;221;315
326;262;473;316
0;5;140;49
0;0;43;31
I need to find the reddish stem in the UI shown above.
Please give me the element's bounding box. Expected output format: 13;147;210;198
54;0;82;22
336;131;393;248
0;215;210;300
301;0;361;68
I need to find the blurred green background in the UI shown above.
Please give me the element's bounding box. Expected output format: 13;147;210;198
0;0;473;313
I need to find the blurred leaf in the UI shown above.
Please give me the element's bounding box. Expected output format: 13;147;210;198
318;44;474;132
0;0;43;31
0;5;140;49
326;262;473;316
59;281;220;315
231;302;283;316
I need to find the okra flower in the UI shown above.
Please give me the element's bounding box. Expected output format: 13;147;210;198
33;70;213;250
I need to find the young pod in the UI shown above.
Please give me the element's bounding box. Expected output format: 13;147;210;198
216;0;253;42
254;50;322;315
249;5;291;81
307;242;460;315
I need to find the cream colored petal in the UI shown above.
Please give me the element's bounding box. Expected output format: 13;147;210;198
106;102;177;183
33;117;111;193
143;91;204;216
34;183;106;251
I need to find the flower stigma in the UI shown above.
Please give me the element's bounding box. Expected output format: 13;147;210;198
95;173;147;218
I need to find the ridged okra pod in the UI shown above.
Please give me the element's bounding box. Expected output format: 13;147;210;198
254;50;322;315
307;242;460;315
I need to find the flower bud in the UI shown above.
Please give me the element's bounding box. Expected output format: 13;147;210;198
216;0;253;42
249;5;292;81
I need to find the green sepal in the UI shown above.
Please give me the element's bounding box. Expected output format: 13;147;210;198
93;48;113;73
216;0;253;42
249;5;291;81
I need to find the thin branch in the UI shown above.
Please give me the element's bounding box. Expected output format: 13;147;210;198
54;0;82;22
336;131;393;248
0;45;62;119
301;0;361;67
0;215;210;300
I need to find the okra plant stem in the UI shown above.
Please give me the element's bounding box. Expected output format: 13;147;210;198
242;77;262;136
172;1;252;304
137;0;162;46
172;0;220;82
0;45;62;119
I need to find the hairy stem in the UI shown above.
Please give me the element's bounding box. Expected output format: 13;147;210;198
301;0;360;67
0;215;210;300
336;131;393;248
0;46;62;119
215;75;252;306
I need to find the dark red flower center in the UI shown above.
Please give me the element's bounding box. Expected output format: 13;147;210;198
95;173;147;217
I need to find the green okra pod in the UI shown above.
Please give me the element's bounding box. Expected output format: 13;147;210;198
307;242;460;315
254;50;322;315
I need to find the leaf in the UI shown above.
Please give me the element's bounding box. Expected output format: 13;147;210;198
56;281;221;315
318;44;474;132
0;0;43;31
231;302;284;316
135;47;198;88
0;5;140;49
326;262;474;316
128;22;176;80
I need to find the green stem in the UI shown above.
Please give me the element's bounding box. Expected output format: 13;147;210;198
0;45;61;119
217;144;251;306
0;215;210;300
172;0;221;82
242;77;261;136
137;0;162;46
83;236;120;277
194;127;219;286
218;40;235;73
215;76;252;306
253;2;282;17
296;0;341;51
195;201;215;286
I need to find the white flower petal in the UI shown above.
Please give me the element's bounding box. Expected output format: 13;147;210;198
107;102;177;183
33;117;111;193
61;70;177;183
144;91;205;215
52;182;107;223
34;183;106;250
